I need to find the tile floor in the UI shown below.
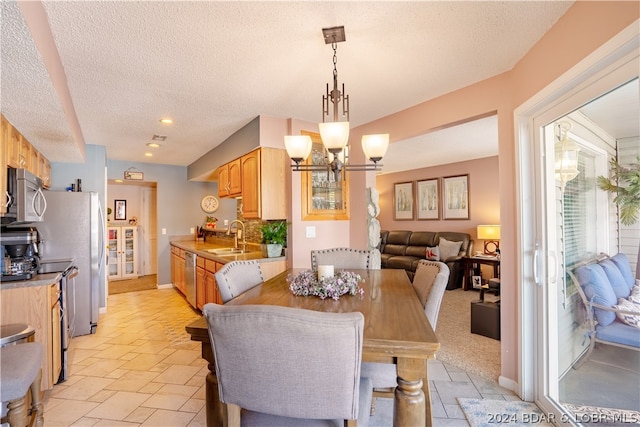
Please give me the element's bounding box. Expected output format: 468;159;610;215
42;287;518;426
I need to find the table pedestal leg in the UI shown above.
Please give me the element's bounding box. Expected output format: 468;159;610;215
201;344;224;427
394;377;425;426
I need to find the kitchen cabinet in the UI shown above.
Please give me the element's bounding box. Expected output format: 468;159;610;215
301;132;349;220
1;281;61;390
218;147;286;219
218;158;241;198
171;246;186;295
107;226;138;280
0;116;8;214
196;258;222;309
37;152;51;188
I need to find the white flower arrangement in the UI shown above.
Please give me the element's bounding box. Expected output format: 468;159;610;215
287;270;365;300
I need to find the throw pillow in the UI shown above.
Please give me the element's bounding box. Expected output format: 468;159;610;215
628;284;640;306
613;298;640;328
439;237;463;261
425;246;440;261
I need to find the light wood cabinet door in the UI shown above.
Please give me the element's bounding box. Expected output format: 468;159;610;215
196;265;206;310
218;164;230;197
50;284;62;384
228;158;241;196
7;125;25;168
241;149;260;218
38;153;51;188
204;259;221;304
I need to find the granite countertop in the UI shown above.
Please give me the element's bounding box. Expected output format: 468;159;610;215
0;271;63;290
170;240;285;263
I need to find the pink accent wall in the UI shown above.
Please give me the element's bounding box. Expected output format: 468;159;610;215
346;2;639;386
376;156;500;235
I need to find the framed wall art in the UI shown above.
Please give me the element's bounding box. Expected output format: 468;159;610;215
416;178;440;220
393;181;414;220
115;200;127;220
442;174;469;220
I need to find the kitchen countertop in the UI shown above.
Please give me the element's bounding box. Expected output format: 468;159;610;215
170;240;285;264
0;271;63;290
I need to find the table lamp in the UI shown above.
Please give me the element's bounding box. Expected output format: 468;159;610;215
477;225;501;255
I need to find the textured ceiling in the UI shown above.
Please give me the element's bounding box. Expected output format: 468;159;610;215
6;1;634;174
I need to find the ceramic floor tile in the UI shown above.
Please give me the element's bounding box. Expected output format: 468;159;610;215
104;370;160;392
161;349;201;366
55;377;116;401
93;344;139;359
123;406;157;424
140;409;196;427
93;419;141;426
69;417;100;426
86;389;118;403
179;398;205;413
433;380;482;405
73;358;129;377
187;408;207;427
119;353;168;371
42;399;100;427
141;383;199;410
85;391;152;421
153;365;201;385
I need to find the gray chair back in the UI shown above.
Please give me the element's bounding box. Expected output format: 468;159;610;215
214;260;263;303
412;260;450;330
311;247;380;270
202;303;366;421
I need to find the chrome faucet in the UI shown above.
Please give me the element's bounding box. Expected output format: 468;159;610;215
227;220;246;252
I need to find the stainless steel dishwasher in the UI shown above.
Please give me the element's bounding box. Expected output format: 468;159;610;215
184;251;197;308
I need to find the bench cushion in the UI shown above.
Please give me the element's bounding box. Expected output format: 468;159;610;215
610;253;635;291
599;259;632;299
577;264;617;326
596;319;640;347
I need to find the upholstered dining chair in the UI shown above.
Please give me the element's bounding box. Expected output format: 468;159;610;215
202;303;373;426
0;342;44;427
311;247;381;270
214;260;264;303
360;260;450;411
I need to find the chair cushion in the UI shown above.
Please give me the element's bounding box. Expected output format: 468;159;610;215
599;259;631;299
412;263;439;307
595;319;640;347
0;343;43;402
576;264;617;326
439;237;463;261
610;253;635;291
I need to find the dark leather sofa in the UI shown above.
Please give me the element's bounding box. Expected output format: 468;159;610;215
380;230;473;290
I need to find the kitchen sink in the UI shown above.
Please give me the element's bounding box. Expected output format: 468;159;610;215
207;247;245;255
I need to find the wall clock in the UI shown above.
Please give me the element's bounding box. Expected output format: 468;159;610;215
201;195;219;213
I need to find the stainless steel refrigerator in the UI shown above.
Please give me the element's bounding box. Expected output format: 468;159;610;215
38;191;105;337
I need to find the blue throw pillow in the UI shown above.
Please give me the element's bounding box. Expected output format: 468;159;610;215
610;253;635;291
599;259;631;299
576;264;617;326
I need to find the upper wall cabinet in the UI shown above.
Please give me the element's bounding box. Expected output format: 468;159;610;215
217;147;287;220
301;131;349;221
218;158;241;198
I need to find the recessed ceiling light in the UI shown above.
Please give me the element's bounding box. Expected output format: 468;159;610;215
152;134;167;141
145;152;153;157
146;143;161;148
159;118;173;124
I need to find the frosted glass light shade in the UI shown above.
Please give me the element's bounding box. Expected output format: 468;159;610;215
319;121;350;152
284;135;312;162
361;134;389;162
554;137;580;187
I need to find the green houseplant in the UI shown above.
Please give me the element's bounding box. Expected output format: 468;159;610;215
597;157;640;226
260;220;287;258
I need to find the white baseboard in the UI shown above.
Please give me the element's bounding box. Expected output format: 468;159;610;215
157;283;173;289
498;375;518;394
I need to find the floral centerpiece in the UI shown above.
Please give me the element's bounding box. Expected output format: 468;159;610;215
287;270;365;300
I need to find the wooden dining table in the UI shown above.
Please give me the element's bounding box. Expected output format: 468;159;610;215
185;268;440;427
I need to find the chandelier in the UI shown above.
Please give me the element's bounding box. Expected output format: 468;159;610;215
554;121;580;190
284;26;389;181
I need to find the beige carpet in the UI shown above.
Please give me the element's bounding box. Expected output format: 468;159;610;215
108;274;158;295
436;288;501;381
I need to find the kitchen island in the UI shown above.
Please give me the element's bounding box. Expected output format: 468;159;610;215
169;238;286;310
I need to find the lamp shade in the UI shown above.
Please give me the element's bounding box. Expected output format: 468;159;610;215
361;134;389;162
284;135;312;162
554;137;580;187
477;225;501;240
319;121;350;153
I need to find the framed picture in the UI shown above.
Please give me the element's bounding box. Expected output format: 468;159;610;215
416;178;440;220
472;275;483;289
393;181;414;220
442;174;469;220
114;200;127;220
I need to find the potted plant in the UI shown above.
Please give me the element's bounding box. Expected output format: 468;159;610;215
597;157;640;226
260;220;287;258
205;216;218;229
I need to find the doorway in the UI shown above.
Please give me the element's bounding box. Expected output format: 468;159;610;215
516;26;639;422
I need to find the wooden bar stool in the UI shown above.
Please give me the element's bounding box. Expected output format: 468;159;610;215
0;342;44;427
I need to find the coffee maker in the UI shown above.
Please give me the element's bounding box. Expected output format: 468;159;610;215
1;227;41;281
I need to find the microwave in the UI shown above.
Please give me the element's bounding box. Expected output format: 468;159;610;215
2;168;47;224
